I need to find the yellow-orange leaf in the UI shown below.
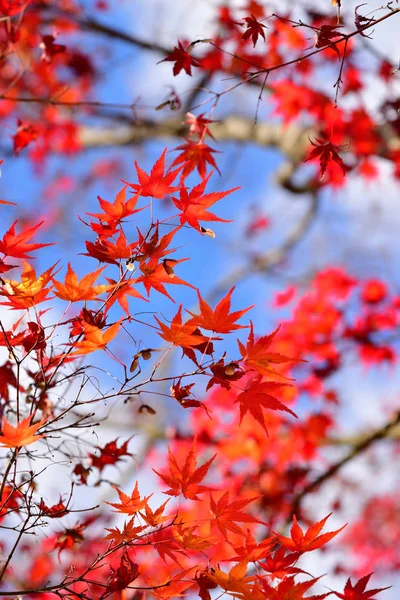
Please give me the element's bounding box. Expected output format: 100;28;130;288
0;261;57;309
208;561;256;598
53;263;112;302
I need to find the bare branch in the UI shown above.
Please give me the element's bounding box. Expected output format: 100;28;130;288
290;409;400;516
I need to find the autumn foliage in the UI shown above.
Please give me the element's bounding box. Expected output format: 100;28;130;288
0;1;399;599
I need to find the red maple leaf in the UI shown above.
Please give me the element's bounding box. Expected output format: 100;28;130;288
0;361;20;403
259;576;330;600
314;24;343;50
104;276;147;315
195;570;218;600
13;120;39;155
188;287;253;333
275;513;346;553
0;220;54;259
185;112;217;140
84;230;136;264
259;547;307;580
171;173;239;232
333;574;391;600
38;497;69;518
136;258;195;301
87;186;143;223
52;263;111;302
103;551;139;598
242;14;267;47
40;35;67;63
235;374;297;432
89;438;132;472
209;491;264;539
171;140;221;179
206;358;243;391
305;138;346;178
155;305;208;347
153;438;216;500
52;523;87;556
161;41;201;76
238;323;298;381
66;319;122;357
229;529;276;563
125;148;182;199
136;224;180;266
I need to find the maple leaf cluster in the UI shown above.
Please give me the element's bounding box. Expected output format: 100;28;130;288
0;0;398;598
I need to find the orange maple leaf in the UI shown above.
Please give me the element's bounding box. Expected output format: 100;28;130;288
171;173;239;232
235;374;297;433
0;220;54;259
173;524;214;551
139;499;170;527
238;323;298;381
52;263;112;302
208;561;256;598
105;481;153;515
209;492;264;539
155;305;208;347
274;514;346;553
104;518;146;544
67;319;122;356
153;438;216;500
125;148;182;199
188;287;253;334
143;568;195;600
0;414;47;448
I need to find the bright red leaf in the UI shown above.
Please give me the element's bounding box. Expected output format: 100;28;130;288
275;513;346;553
235;374;297;432
161;40;201;76
171;173;239;232
153;438;216;500
188;287;253;333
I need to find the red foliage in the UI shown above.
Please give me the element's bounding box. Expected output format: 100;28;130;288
0;2;397;599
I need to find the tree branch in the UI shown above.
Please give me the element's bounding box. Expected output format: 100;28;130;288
290;409;400;516
208;191;320;300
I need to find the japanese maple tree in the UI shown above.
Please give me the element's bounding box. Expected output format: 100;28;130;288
0;1;398;599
